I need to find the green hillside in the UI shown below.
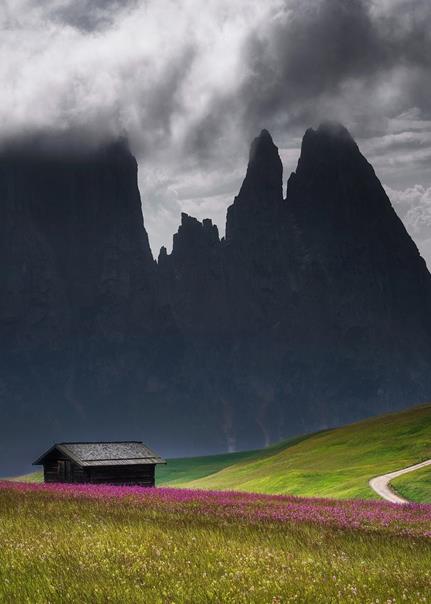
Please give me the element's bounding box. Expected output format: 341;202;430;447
160;404;431;500
392;465;431;503
156;434;309;486
156;450;263;486
9;404;431;501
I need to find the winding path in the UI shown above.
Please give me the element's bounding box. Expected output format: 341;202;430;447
369;459;431;504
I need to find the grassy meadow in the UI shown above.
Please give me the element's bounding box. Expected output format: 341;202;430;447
1;481;431;603
4;406;431;602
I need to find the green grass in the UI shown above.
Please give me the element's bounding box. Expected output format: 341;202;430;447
156;450;265;486
9;471;43;483
156;434;308;486
1;486;430;603
392;466;431;503
177;404;431;500
11;404;431;501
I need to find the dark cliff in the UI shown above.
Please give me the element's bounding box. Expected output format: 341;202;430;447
283;122;431;425
158;212;226;333
2;124;431;472
160;122;431;448
0;139;173;470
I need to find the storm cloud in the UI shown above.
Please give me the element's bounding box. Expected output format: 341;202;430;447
1;0;431;261
239;0;431;136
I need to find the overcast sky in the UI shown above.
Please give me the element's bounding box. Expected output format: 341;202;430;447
1;0;431;264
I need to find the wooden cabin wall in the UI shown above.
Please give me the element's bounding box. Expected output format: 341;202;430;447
86;464;155;486
43;459;82;483
43;461;156;486
71;464;87;483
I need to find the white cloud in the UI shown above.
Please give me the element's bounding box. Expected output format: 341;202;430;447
385;184;431;267
0;0;278;146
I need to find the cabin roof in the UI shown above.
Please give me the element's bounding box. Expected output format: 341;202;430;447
33;441;166;467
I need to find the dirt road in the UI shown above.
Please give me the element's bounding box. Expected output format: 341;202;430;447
369;459;431;503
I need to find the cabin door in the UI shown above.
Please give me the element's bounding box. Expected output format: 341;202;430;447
58;460;72;482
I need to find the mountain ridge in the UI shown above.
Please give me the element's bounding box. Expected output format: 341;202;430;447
1;122;431;473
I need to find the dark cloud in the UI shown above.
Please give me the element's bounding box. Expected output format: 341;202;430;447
4;0;431;156
241;0;382;127
1;0;431;260
234;0;431;137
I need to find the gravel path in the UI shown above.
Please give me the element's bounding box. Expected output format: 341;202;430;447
369;459;431;503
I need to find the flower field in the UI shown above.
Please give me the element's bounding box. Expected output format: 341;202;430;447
1;481;431;603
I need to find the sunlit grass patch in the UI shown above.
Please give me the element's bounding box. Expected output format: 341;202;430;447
392;465;431;503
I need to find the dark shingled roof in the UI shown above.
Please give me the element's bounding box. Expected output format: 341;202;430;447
33;441;166;467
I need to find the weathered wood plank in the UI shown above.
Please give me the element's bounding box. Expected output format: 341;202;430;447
43;461;156;486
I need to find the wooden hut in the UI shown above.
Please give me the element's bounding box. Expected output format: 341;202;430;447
33;441;166;486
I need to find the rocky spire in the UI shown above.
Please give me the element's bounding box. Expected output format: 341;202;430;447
284;122;431;421
238;129;283;202
225;129;284;241
172;213;220;258
289;121;367;193
157;213;226;333
287;121;426;269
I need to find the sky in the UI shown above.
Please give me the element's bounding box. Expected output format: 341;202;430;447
1;0;431;264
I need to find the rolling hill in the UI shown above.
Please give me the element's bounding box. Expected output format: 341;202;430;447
11;404;431;501
158;403;431;500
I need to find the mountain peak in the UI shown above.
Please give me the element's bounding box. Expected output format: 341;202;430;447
301;122;357;158
248;128;278;163
259;128;272;139
172;213;220;256
316;121;354;141
288;120;424;265
225;129;283;240
180;212;199;228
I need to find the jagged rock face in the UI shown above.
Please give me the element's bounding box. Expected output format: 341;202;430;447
0;139;157;342
224;130;294;334
158;134;294;449
0;139;172;471
2;124;431;472
157;214;236;449
221;131;296;443
160;123;431;448
284;122;431;422
226;129;284;241
158;213;227;333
